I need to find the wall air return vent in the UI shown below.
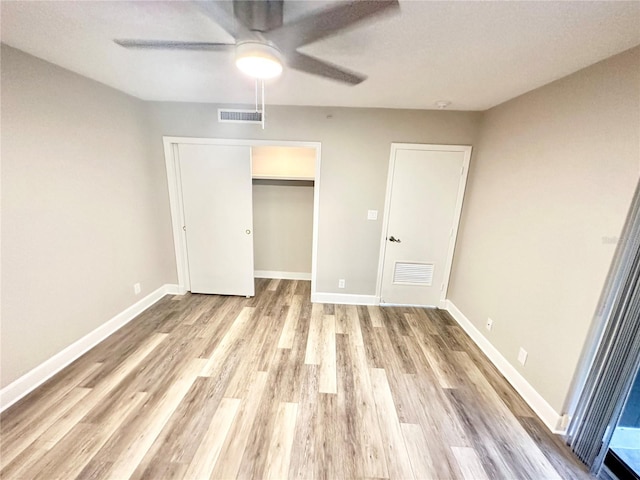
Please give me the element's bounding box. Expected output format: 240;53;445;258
218;109;263;124
393;262;434;285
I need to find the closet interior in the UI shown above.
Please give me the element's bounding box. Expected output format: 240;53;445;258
251;146;316;280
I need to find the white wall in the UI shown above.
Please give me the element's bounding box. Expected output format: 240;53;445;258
448;46;640;413
146;104;482;295
0;46;176;388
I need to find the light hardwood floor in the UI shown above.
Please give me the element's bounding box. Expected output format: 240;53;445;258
1;279;591;479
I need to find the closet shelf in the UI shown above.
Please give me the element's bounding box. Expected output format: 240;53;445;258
252;175;315;181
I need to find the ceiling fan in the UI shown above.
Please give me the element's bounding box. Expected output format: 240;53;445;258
114;0;400;85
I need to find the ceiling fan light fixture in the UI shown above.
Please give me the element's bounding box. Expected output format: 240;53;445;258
235;42;283;79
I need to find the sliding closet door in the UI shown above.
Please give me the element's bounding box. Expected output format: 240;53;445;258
178;144;254;296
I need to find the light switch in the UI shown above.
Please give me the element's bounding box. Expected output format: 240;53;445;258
367;210;378;220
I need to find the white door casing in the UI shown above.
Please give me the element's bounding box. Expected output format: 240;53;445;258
178;143;255;296
378;144;471;307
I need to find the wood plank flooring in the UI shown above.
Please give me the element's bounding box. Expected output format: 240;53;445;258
0;279;591;479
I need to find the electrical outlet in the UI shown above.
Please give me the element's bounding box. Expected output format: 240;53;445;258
486;318;493;331
367;210;378;220
338;279;345;289
517;347;528;366
134;283;141;295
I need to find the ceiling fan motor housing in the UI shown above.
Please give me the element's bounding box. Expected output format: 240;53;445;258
233;0;284;32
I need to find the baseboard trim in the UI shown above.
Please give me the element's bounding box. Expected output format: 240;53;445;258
0;283;181;413
445;300;565;434
165;283;187;295
380;302;438;308
254;270;312;281
311;292;379;305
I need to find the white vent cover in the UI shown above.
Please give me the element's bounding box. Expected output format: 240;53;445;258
218;109;263;124
393;262;434;285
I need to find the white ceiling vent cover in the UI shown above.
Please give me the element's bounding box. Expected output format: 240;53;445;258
393;262;434;285
218;109;262;124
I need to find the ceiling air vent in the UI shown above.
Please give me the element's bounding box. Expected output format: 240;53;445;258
218;109;263;124
393;262;434;285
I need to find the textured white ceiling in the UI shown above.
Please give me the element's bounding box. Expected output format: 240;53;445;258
2;1;639;110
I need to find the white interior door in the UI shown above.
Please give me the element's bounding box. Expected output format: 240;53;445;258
379;144;471;306
178;144;254;296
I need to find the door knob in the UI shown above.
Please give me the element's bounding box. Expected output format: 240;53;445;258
246;229;251;235
388;236;401;243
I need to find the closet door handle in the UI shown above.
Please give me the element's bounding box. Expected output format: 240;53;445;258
388;236;401;243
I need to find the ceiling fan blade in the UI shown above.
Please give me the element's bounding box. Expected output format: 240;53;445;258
114;39;235;51
193;0;255;40
267;0;399;51
287;52;366;85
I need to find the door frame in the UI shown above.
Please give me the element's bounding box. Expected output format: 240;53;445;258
375;143;472;308
163;136;322;296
